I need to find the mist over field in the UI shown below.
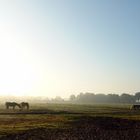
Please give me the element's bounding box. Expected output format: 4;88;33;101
0;92;140;105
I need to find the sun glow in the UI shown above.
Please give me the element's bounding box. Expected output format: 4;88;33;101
0;48;42;96
0;26;43;96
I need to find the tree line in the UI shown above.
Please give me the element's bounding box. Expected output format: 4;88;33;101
69;92;140;104
1;93;140;104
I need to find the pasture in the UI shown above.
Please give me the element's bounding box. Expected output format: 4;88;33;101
0;103;140;139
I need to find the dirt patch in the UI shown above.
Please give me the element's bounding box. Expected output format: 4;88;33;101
1;116;140;140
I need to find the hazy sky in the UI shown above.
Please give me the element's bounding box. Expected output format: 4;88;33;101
0;0;140;97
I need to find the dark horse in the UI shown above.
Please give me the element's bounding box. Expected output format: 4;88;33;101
5;102;21;110
20;102;29;110
131;104;140;110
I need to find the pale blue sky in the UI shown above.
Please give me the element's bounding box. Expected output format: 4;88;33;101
0;0;139;97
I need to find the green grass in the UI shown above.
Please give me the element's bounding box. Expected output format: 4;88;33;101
0;103;140;137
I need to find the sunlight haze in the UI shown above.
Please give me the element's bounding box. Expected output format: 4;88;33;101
0;0;140;97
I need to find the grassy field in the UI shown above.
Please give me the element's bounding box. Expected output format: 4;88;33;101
0;103;140;139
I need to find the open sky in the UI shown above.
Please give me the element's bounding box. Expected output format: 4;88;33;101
0;0;140;97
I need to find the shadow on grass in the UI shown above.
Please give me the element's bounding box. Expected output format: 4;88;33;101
1;116;140;140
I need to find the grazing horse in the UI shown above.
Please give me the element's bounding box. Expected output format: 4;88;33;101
5;102;21;110
130;104;140;110
20;102;29;110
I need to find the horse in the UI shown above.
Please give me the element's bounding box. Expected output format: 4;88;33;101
5;102;21;110
130;104;140;110
20;102;29;110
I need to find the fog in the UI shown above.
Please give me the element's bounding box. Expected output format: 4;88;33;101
0;92;139;105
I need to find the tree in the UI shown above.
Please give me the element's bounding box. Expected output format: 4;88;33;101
135;92;140;102
53;96;64;102
69;94;76;101
108;94;120;103
120;93;134;103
